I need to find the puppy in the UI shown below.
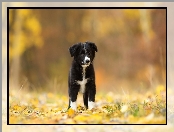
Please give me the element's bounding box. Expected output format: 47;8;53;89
68;41;97;110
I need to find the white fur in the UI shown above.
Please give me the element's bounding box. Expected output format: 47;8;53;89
88;101;95;110
70;101;77;110
84;56;90;62
82;56;90;67
77;79;88;94
77;67;88;94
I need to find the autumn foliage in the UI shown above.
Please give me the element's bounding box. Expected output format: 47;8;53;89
9;9;166;92
8;8;166;124
9;85;166;124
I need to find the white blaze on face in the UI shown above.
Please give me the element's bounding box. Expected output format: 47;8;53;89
84;43;87;51
82;43;90;66
84;56;90;63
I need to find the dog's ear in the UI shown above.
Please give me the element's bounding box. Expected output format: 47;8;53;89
69;43;80;57
88;42;98;52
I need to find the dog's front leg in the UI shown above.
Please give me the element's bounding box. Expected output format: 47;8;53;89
87;83;96;110
68;84;79;111
83;91;88;109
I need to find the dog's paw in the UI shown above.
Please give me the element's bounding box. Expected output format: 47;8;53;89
88;101;95;110
70;101;77;111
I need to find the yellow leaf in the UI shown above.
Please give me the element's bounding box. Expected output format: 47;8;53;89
12;104;24;112
88;114;103;123
73;115;88;123
67;108;75;117
156;85;165;95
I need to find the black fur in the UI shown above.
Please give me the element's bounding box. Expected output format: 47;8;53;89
68;41;97;110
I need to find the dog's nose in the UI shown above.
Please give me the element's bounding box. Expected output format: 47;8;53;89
84;56;90;64
85;59;90;64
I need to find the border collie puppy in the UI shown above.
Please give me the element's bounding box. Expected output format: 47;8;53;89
68;41;98;110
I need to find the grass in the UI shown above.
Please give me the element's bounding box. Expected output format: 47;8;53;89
8;85;166;124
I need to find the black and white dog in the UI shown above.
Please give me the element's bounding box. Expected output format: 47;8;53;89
68;41;98;110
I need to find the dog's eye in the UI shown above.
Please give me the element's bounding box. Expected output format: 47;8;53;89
88;52;91;55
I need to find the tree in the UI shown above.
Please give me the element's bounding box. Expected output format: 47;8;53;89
9;9;43;88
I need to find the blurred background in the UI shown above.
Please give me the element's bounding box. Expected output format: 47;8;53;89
8;8;166;94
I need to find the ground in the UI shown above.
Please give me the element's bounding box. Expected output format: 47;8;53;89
2;85;174;131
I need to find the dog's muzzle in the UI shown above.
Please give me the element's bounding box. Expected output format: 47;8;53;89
82;56;90;66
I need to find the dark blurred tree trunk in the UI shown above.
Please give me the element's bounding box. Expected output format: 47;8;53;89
91;10;98;40
139;9;154;88
10;10;21;89
139;9;151;47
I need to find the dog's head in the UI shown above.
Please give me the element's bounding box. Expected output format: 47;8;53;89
69;41;97;67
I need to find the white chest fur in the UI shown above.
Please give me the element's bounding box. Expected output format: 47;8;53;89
77;67;88;94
